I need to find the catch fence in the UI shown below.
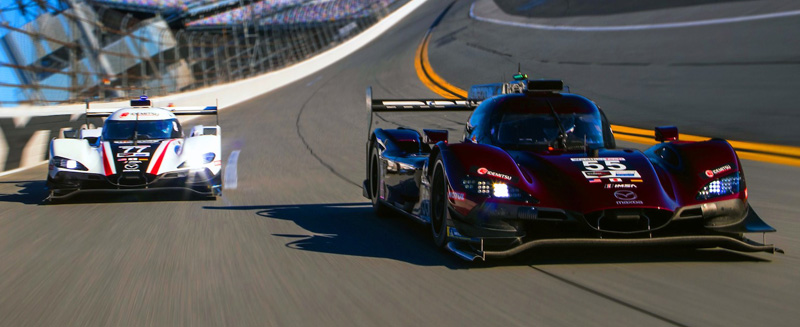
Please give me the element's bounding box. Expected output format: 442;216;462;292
0;0;403;106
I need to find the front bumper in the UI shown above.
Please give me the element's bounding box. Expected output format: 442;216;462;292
47;168;221;198
445;197;778;260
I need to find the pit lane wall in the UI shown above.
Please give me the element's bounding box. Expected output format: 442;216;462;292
0;0;427;174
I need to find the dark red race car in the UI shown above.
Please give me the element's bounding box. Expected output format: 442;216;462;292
363;74;779;261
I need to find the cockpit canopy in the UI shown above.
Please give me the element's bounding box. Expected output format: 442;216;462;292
466;93;607;150
102;118;183;140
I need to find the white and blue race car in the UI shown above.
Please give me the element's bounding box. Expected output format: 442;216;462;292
47;96;222;200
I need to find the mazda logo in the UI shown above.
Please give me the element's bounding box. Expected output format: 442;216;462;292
124;163;139;170
614;190;637;200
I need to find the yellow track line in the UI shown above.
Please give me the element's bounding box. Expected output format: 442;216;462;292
414;32;800;167
415;33;468;99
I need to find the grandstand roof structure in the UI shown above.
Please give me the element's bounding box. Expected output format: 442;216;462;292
185;0;395;29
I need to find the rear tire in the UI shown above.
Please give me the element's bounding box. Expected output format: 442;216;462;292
369;142;391;217
430;161;450;248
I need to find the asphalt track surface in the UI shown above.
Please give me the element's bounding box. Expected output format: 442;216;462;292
1;1;799;326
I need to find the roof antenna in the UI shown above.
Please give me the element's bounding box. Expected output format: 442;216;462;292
513;63;527;81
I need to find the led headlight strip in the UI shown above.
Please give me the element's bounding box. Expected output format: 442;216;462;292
697;172;741;200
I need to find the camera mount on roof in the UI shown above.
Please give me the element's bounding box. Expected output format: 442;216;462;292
130;94;152;107
467;71;568;101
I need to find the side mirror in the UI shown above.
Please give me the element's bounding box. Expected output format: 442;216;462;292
63;130;79;139
423;129;448;144
655;126;679;142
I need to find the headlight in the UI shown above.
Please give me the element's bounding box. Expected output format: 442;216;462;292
179;152;216;168
50;156;88;171
697;172;740;200
386;159;415;172
462;177;536;203
493;183;509;197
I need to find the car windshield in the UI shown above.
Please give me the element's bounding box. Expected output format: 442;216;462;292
102;119;182;140
491;112;604;149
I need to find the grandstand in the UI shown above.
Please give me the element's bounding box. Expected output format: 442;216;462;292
88;0;251;24
262;0;395;25
1;0;403;105
185;0;397;28
186;0;303;28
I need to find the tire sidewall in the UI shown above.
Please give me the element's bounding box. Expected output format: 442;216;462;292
431;160;449;248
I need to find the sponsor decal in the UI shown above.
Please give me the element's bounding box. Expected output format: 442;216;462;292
581;170;640;179
616;200;644;205
120;111;161;118
589;178;602;183
614;190;637;200
471;166;519;183
448;191;465;201
123;163;140;172
609;178;623;182
605;184;637;189
117;145;151;158
584;171;612;177
613;190;643;205
702;163;734;179
630;179;643;183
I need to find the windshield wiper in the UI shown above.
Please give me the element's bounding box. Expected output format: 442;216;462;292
544;99;568;149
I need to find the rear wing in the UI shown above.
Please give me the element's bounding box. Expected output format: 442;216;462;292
86;106;219;117
366;86;476;138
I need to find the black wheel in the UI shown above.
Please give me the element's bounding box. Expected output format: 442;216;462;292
430;161;449;248
369;142;391;217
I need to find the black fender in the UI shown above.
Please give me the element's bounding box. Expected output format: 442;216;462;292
365;128;425;198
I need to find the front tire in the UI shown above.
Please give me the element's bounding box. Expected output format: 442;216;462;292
430;161;450;248
369;142;391;217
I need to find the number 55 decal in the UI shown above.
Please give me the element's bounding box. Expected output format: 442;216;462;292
577;159;627;171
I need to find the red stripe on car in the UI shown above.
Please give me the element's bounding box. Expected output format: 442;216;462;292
149;140;172;175
102;143;113;176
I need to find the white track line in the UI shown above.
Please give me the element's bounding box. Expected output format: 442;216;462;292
0;160;47;178
470;2;800;31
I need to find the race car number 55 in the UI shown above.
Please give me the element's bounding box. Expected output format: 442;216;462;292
572;158;627;171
